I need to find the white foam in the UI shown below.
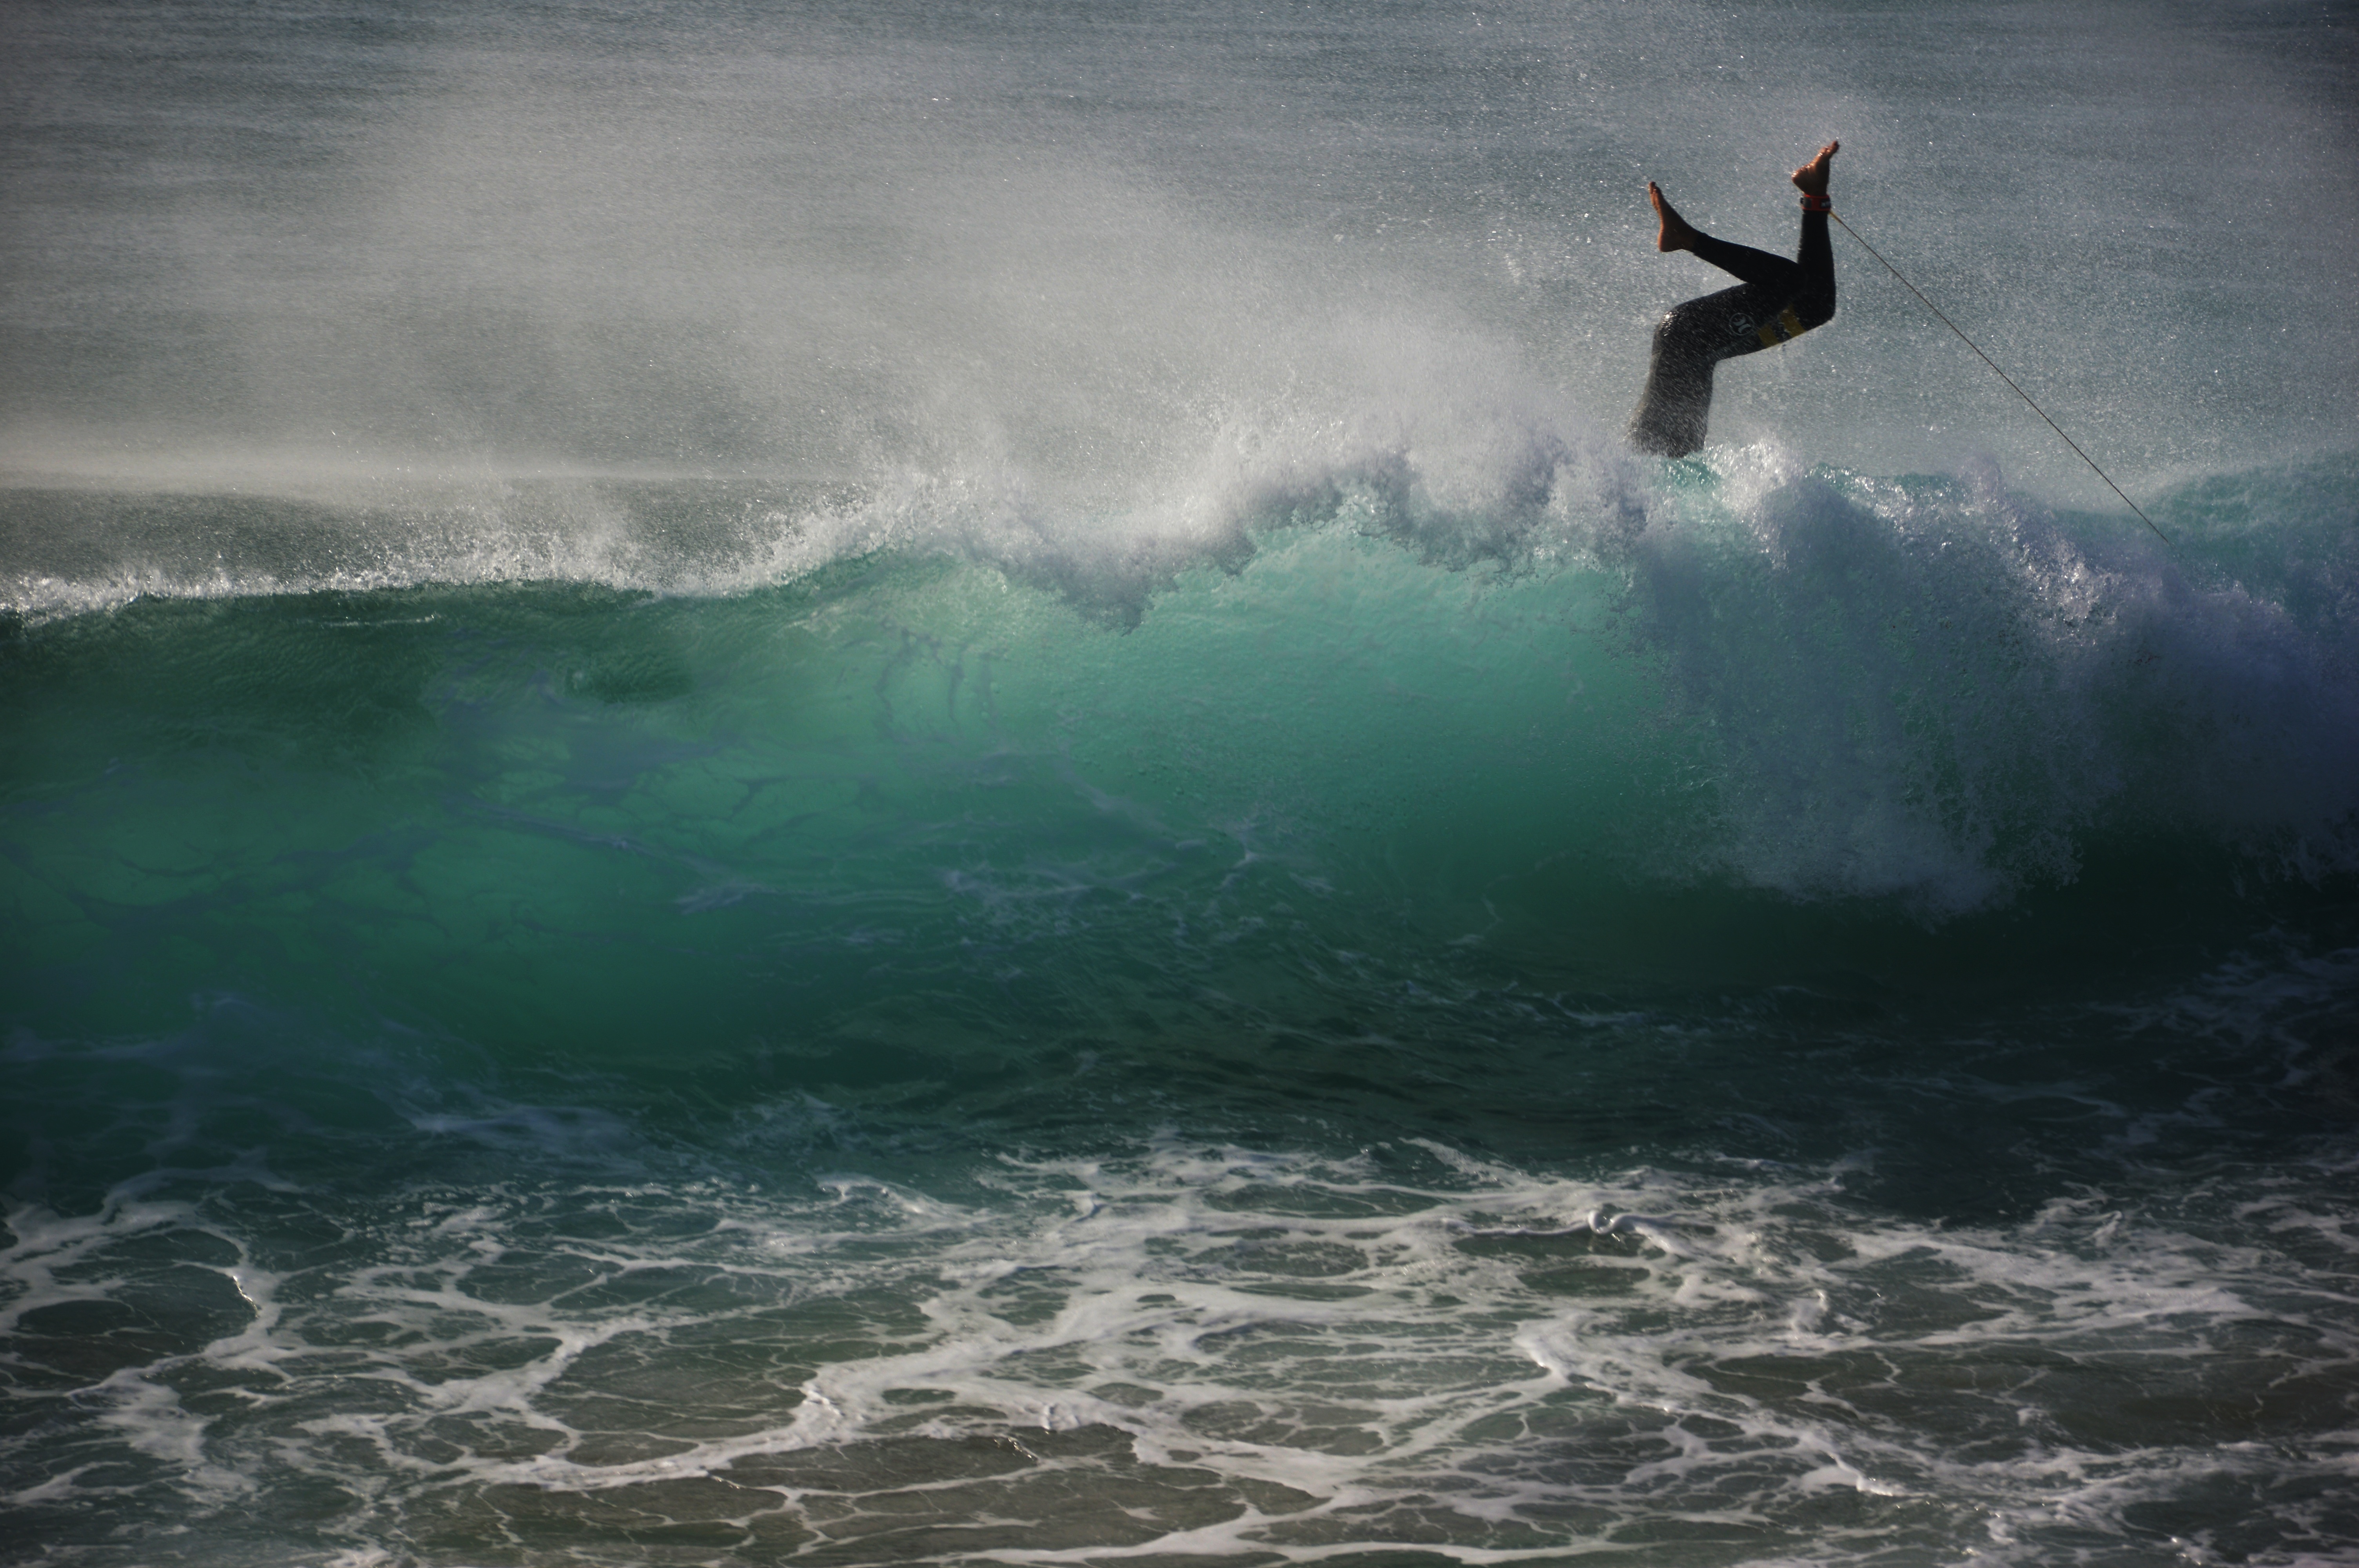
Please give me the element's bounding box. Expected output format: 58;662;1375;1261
1622;451;2359;910
6;1116;2352;1563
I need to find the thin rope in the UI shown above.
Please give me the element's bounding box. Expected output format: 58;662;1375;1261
1828;211;2174;549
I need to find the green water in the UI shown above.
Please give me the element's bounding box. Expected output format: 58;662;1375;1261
5;455;2357;1568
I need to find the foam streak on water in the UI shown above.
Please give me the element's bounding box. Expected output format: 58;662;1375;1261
3;1099;2354;1567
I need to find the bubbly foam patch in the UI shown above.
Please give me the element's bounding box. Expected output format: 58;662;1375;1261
1610;450;2359;909
5;1113;2353;1566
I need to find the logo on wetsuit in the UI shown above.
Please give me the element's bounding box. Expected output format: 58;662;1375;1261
1740;307;1810;349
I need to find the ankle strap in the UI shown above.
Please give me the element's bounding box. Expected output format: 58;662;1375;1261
1800;193;1832;214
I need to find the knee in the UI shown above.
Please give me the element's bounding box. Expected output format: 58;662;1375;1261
1795;295;1836;332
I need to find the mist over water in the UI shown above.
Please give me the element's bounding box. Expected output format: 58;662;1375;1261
5;3;2359;1565
7;0;2355;563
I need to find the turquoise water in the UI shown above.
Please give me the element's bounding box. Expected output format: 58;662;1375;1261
5;1;2358;1563
8;457;2357;1565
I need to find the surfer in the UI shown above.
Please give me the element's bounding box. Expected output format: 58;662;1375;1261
1628;140;1839;457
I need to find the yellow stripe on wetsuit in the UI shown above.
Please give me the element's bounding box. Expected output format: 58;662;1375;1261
1756;307;1809;349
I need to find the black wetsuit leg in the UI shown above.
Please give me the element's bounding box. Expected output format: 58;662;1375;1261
1690;234;1799;292
1627;210;1834;457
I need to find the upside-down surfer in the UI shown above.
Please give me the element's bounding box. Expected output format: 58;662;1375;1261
1628;140;1840;456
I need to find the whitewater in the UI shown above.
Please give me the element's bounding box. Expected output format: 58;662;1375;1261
4;2;2357;1565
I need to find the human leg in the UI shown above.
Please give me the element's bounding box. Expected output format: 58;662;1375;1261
1790;208;1834;328
1650;181;1798;291
1627;327;1716;456
1691;233;1799;292
1628;143;1840;456
1627;282;1767;456
1788;140;1838;328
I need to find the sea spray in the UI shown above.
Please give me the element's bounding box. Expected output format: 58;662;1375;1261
7;1;2358;1563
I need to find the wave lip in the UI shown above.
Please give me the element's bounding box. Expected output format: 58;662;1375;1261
4;449;2355;929
1614;449;2359;912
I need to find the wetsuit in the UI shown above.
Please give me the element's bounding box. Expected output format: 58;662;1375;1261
1627;201;1834;457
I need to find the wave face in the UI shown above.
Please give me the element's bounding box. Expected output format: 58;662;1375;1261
5;2;2359;1565
7;453;2359;979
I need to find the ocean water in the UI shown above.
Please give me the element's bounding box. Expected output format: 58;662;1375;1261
4;2;2357;1565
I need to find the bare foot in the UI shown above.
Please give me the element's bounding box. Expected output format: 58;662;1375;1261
1648;181;1697;253
1792;140;1839;196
